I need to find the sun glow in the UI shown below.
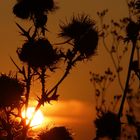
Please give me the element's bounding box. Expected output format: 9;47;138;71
22;107;44;127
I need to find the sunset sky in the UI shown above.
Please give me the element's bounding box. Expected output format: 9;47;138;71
0;0;129;140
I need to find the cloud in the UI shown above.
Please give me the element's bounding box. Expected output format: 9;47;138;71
41;100;96;140
28;99;96;140
41;100;95;120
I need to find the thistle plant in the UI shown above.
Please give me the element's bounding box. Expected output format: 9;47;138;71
0;73;24;108
59;14;98;59
0;73;25;139
0;0;99;139
38;126;73;140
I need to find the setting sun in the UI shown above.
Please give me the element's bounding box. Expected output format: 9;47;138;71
22;107;44;127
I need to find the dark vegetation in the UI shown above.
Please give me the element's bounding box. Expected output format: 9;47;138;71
90;0;140;139
0;0;98;139
0;0;140;139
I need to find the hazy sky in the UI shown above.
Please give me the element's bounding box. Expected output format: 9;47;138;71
0;0;129;140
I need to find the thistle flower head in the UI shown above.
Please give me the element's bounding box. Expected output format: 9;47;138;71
13;0;57;20
38;126;73;140
59;14;98;59
0;73;24;108
59;15;95;39
17;38;61;69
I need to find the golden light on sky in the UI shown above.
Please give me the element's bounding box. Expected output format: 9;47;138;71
22;107;44;127
40;100;96;140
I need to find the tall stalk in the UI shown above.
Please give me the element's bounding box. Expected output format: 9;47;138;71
118;40;136;118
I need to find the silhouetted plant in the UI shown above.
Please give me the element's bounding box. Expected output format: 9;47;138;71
59;14;98;59
38;126;73;140
0;0;99;139
17;38;61;69
13;0;57;19
0;73;24;108
94;111;121;140
90;68;117;113
126;20;140;42
13;0;58;35
0;73;25;139
90;0;140;139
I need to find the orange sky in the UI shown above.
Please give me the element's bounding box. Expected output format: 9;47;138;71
0;0;129;140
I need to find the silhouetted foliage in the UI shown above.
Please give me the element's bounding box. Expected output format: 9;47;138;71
38;126;73;140
13;0;58;35
13;0;57;19
17;38;61;69
0;0;100;139
126;20;140;42
59;14;98;59
90;0;140;139
94;111;121;139
0;73;24;108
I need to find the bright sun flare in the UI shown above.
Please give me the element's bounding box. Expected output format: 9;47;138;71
22;107;44;127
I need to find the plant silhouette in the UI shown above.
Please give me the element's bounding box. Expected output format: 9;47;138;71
0;73;24;108
17;38;60;69
0;0;99;139
90;0;140;139
38;126;73;140
94;111;121;139
59;14;98;59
